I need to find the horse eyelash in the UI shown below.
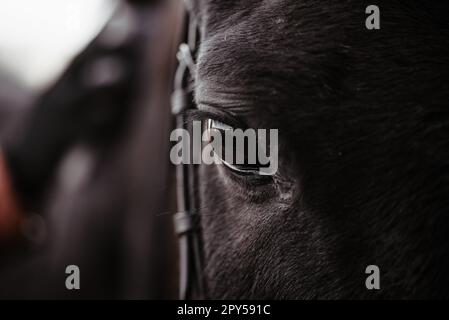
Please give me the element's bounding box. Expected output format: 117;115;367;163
182;109;246;129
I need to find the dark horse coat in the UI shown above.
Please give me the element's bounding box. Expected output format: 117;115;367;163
0;0;448;299
190;0;449;298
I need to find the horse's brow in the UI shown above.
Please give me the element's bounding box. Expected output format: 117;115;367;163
195;81;256;115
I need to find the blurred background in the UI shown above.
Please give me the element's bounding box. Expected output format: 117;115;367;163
0;0;181;299
0;0;117;91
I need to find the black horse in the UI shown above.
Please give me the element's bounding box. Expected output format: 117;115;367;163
1;0;448;299
188;0;449;298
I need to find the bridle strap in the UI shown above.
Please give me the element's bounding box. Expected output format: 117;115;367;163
172;3;206;300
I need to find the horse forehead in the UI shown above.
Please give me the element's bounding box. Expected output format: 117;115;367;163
194;0;348;81
194;19;341;114
194;33;302;118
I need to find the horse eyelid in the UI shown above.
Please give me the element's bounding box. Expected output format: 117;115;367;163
186;107;247;129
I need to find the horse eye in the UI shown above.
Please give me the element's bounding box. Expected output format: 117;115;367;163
205;119;267;176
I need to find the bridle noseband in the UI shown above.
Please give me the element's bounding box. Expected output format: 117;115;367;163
172;2;206;300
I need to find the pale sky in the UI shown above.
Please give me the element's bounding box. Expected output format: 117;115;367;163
0;0;119;91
